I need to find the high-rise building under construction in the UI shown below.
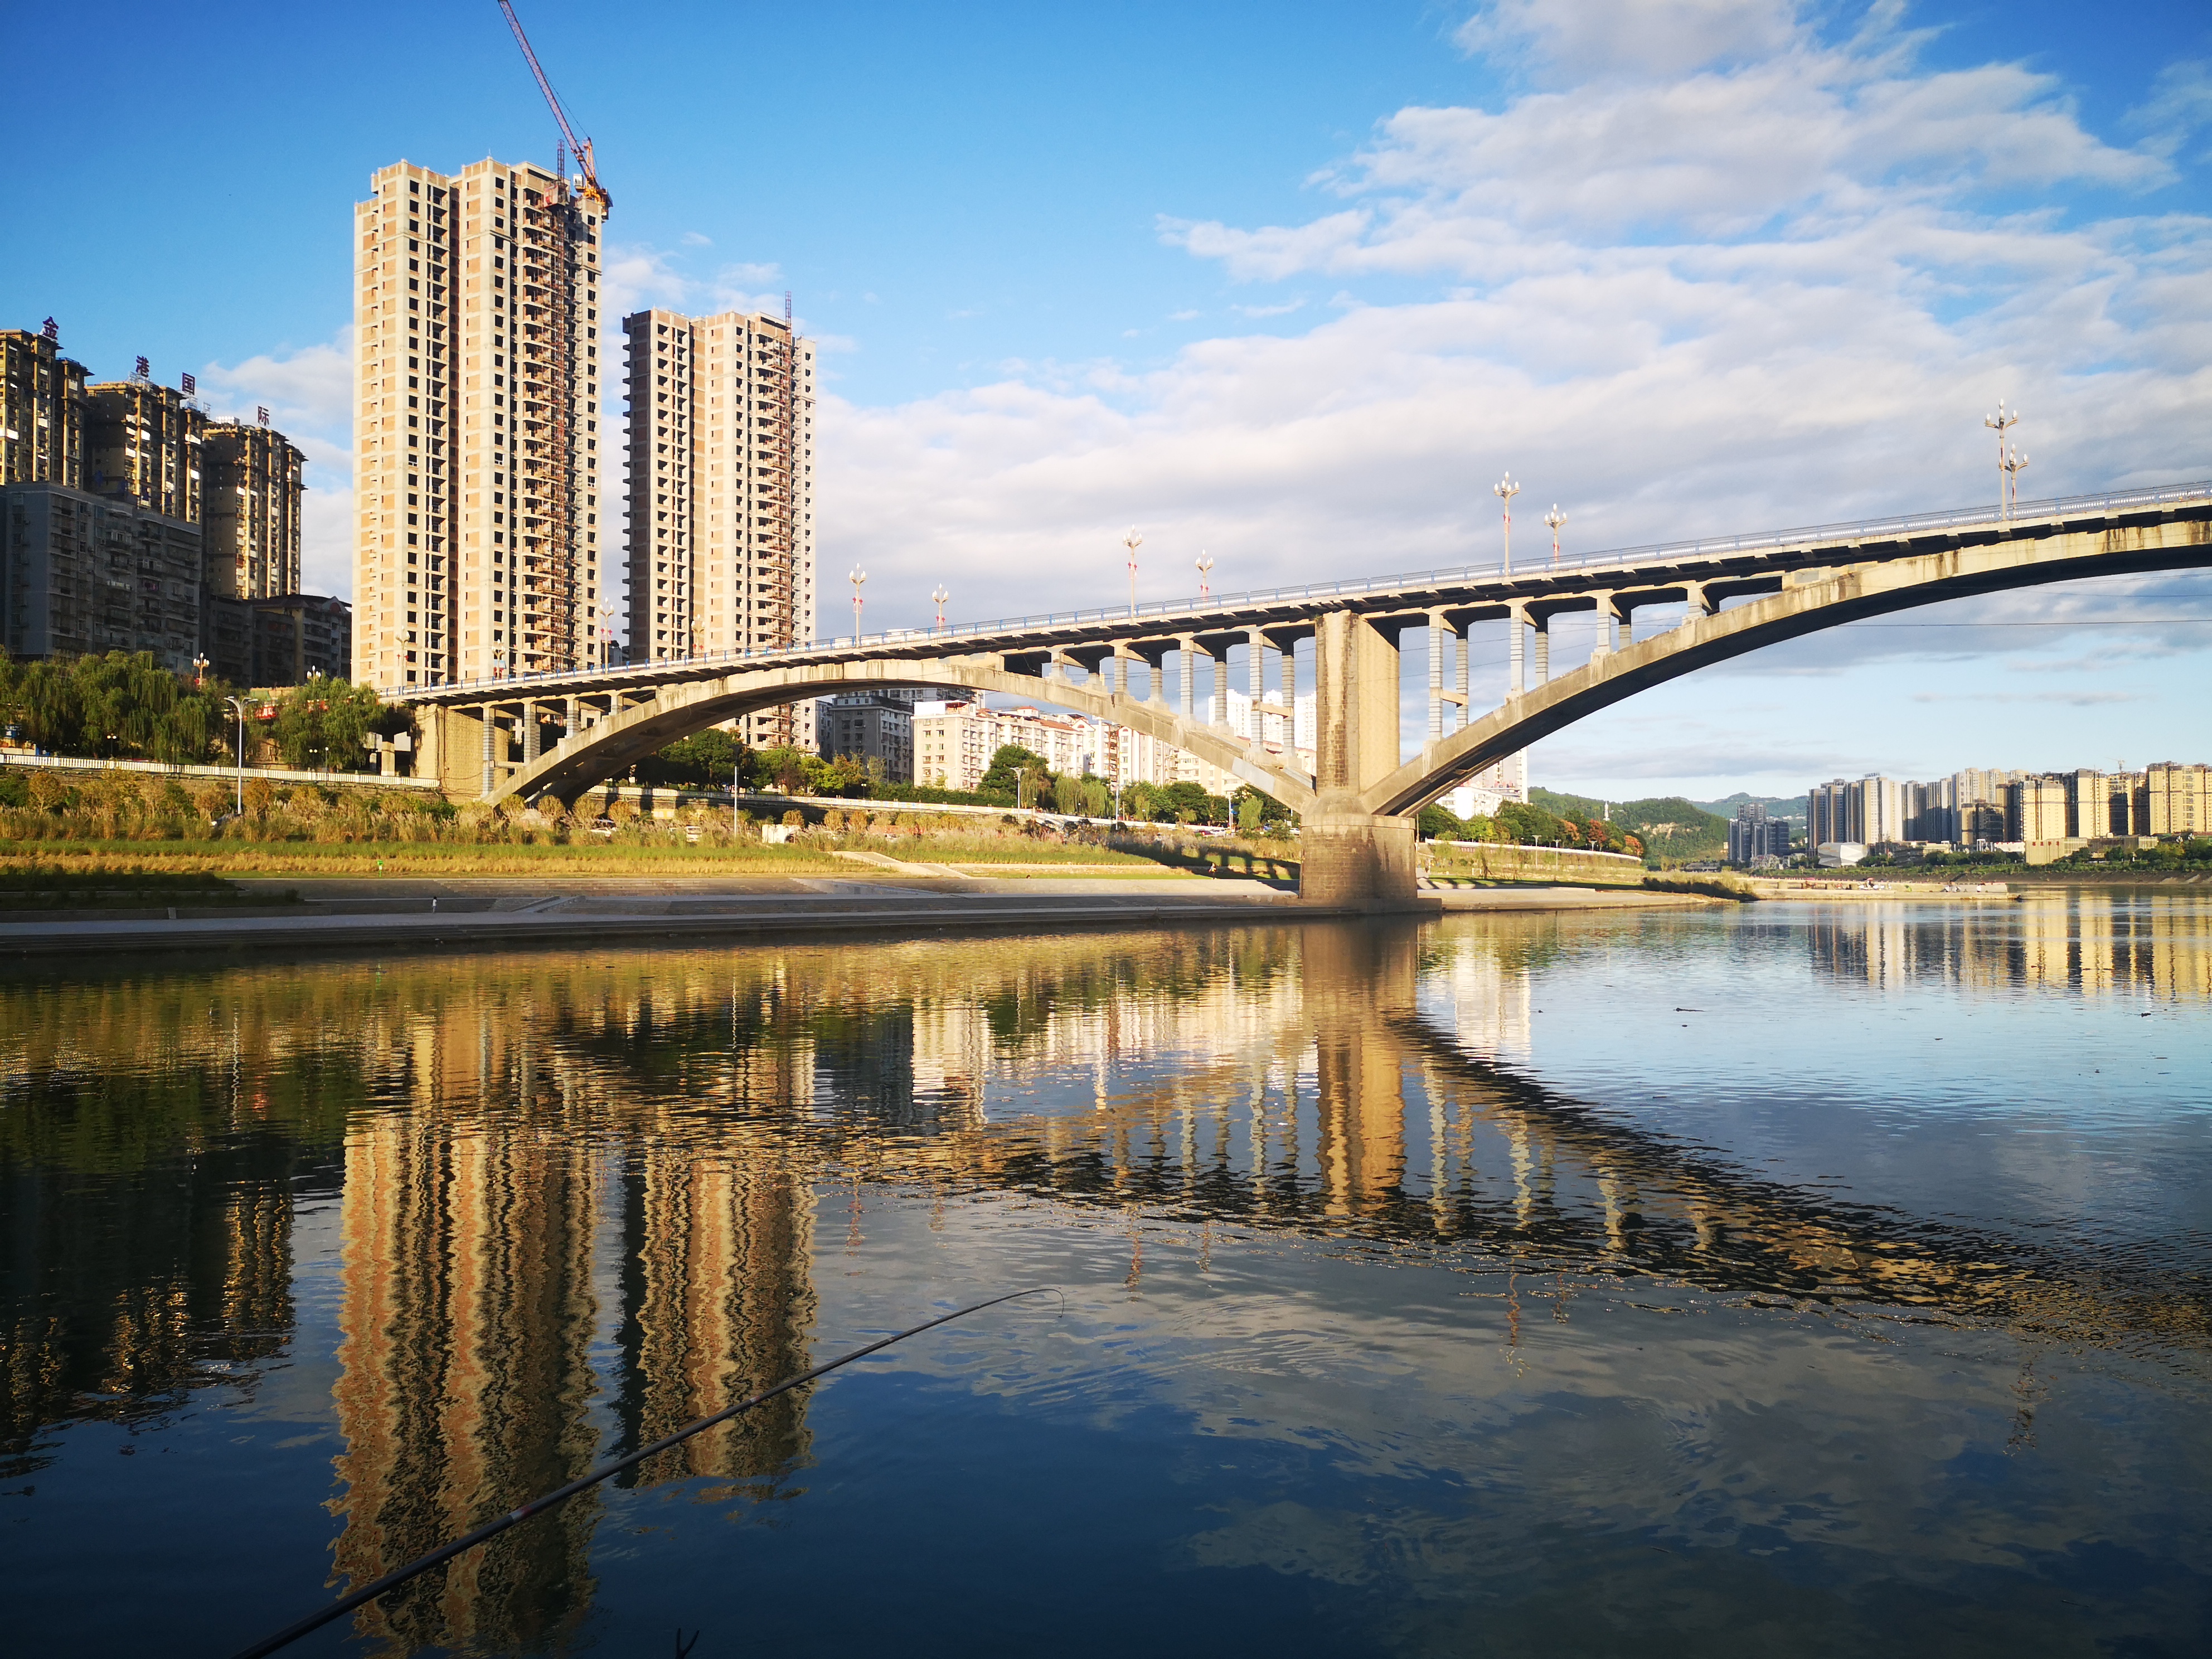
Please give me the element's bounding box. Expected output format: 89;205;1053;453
623;307;816;752
351;157;606;687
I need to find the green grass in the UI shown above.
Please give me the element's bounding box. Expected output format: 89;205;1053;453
0;838;848;877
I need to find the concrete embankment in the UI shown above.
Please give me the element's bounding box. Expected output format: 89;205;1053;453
0;875;1345;959
3;869;1749;959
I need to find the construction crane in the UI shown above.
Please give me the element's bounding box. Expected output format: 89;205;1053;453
497;0;611;219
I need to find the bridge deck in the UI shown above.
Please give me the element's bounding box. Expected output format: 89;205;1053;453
387;480;2212;705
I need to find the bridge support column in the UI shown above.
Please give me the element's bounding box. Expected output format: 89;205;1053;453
1207;642;1229;728
1426;610;1446;739
564;694;579;738
1592;591;1618;657
1303;609;1423;912
481;710;496;798
1508;602;1527;694
1534;619;1550;683
1454;623;1470;730
1246;629;1265;739
523;700;540;764
1177;636;1196;720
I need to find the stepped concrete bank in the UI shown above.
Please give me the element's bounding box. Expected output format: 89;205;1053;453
3;870;1735;959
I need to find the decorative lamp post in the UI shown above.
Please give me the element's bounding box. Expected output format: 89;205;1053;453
1123;526;1143;617
1195;551;1214;600
191;652;208;690
1985;401;2020;521
1493;474;1521;574
1542;505;1568;567
932;584;949;632
224;696;246;817
2002;444;2029;516
492;647;507;680
848;566;867;639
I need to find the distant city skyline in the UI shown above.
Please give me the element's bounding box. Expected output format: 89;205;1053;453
3;0;2207;798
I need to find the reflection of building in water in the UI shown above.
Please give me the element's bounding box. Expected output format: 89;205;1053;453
324;979;825;1652
0;970;308;1479
1802;894;2212;1002
1424;929;1535;1066
329;1103;604;1654
614;1136;815;1490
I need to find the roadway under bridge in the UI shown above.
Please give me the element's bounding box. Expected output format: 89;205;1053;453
387;482;2212;909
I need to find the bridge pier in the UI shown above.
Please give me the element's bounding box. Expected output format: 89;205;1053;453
1303;609;1425;912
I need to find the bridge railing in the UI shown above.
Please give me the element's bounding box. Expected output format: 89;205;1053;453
396;478;2210;702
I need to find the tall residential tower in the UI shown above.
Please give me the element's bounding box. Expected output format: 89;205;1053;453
623;307;815;751
352;157;607;687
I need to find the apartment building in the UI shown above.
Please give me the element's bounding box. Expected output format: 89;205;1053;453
202;421;305;599
913;699;1253;799
623;307;816;753
2006;774;2071;843
85;375;204;523
818;687;921;782
1727;804;1792;864
0;483;202;667
2143;762;2211;836
1810;775;1912;847
1;324;86;487
352;157;606;687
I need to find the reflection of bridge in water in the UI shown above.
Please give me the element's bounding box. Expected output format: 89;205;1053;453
3;899;2206;1647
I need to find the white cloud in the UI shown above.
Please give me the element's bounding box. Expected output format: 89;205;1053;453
199;337;355;598
680;230;714;246
814;2;2209;787
827;4;2205;634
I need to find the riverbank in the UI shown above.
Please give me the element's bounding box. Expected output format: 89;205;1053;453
0;875;1318;959
0;867;1754;957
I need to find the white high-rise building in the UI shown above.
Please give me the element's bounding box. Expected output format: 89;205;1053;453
623;307;816;754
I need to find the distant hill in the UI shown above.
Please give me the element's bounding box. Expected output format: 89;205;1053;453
1694;790;1807;822
1528;788;1731;861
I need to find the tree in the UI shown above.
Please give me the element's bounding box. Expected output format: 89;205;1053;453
979;744;1051;806
271;679;381;770
1417;803;1468;841
640;729;743;788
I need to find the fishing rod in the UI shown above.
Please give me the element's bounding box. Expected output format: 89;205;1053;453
227;1287;1060;1659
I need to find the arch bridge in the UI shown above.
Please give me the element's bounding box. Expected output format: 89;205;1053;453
387;481;2212;908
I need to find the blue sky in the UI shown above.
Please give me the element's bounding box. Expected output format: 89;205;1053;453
3;0;2208;798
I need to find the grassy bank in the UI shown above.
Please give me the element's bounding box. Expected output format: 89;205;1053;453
0;838;850;879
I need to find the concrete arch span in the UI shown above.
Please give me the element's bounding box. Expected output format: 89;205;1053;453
473;656;1322;813
1366;514;2212;818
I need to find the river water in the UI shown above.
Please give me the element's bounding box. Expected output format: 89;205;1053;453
4;892;2209;1657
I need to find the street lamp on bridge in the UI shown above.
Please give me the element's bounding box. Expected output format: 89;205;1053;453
2003;443;2029;517
1123;526;1143;617
848;566;868;639
1195;550;1214;599
932;583;949;631
1493;474;1521;574
1543;504;1568;566
1985;400;2021;521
